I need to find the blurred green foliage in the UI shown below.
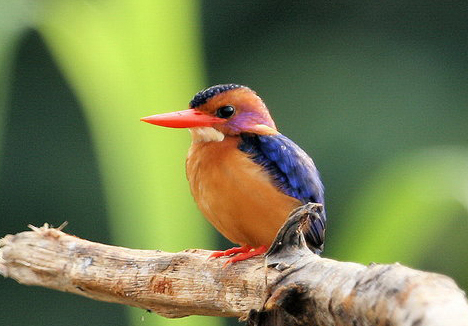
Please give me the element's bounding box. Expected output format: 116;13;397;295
1;1;217;326
37;1;217;326
1;1;468;326
337;148;468;286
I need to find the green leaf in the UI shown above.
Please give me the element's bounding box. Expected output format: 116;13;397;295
38;1;220;325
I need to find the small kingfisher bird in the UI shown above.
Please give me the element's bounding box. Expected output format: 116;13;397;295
141;84;326;264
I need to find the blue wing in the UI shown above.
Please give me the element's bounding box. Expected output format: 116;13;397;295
239;133;326;252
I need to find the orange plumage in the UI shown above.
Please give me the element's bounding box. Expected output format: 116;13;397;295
186;136;300;248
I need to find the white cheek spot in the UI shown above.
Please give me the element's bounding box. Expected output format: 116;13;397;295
189;127;225;143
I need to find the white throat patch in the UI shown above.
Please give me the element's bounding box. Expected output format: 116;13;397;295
189;127;225;143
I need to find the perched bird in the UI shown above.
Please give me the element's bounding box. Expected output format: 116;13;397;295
141;84;326;264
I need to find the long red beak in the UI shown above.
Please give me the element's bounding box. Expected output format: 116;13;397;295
141;109;224;128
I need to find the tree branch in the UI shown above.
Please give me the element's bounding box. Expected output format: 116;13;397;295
1;204;468;325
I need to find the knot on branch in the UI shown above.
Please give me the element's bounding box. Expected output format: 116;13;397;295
248;203;322;325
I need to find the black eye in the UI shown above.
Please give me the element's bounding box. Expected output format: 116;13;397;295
216;105;236;119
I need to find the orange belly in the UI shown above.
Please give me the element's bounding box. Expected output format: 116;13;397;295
186;136;301;247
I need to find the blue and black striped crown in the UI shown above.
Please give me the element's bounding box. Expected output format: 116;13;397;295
189;84;245;108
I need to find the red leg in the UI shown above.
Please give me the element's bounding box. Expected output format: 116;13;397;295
209;245;252;259
224;245;268;266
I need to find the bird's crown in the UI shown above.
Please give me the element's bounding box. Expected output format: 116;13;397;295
189;84;246;108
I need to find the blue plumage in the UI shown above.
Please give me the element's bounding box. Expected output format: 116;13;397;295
239;133;324;205
239;133;326;252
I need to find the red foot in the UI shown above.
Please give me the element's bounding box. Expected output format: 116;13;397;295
209;245;268;266
209;245;252;259
224;245;268;266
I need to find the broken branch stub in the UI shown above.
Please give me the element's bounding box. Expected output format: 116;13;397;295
249;203;468;326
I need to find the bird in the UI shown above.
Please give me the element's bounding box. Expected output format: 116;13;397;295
141;84;326;264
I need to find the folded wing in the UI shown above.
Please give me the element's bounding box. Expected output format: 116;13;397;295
239;133;326;253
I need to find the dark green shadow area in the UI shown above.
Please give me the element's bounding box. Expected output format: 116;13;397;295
199;3;468;324
0;30;127;326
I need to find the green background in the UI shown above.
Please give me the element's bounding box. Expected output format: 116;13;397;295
1;1;467;326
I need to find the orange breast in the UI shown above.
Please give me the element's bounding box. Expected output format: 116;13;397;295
186;136;301;247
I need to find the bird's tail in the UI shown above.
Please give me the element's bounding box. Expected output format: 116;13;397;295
303;204;326;254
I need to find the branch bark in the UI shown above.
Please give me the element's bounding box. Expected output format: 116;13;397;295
1;204;468;325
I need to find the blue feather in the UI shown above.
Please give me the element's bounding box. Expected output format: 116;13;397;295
240;133;324;204
239;133;326;252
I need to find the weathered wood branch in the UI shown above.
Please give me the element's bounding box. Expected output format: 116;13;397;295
1;204;468;325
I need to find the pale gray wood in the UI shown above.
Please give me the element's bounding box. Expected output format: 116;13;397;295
1;204;467;325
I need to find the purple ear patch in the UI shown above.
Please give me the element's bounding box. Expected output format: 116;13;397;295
223;111;261;134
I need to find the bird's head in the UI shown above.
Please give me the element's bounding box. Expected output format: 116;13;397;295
141;84;277;141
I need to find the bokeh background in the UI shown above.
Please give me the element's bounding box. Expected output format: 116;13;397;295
1;1;467;326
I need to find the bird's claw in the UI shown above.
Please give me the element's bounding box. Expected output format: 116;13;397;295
208;245;268;267
209;245;252;259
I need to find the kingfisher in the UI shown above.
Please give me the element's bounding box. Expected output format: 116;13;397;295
141;84;326;264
